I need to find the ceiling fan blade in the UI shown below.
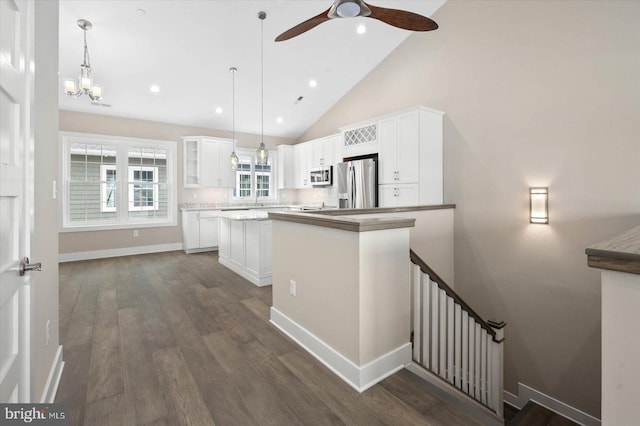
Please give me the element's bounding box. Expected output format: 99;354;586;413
275;7;333;42
367;3;438;32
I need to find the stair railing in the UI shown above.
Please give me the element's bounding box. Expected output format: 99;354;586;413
410;249;506;417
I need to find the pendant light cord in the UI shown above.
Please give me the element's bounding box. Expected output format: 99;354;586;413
261;14;264;144
232;67;236;151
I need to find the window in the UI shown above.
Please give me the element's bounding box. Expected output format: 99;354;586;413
232;151;274;199
61;132;177;231
100;165;117;212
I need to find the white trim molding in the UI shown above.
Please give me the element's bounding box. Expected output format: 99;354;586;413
59;243;183;262
504;382;601;426
39;346;64;403
270;307;411;393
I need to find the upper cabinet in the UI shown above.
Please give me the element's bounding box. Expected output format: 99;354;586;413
377;106;444;206
340;106;444;207
378;110;420;185
295;142;312;188
277;145;296;189
310;135;336;168
182;136;234;188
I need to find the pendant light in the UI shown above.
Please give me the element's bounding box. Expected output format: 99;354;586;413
63;19;103;101
255;11;269;166
229;67;239;170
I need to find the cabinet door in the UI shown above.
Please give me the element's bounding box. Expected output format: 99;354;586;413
277;145;296;189
321;137;334;168
296;143;311;188
396;183;420;206
378;183;419;207
182;211;200;251
184;139;200;187
377;116;397;184
199;139;218;187
378;185;398;208
217;141;235;188
199;217;219;248
396;110;420;183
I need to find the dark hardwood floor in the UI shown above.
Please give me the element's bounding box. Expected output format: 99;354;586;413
56;251;483;425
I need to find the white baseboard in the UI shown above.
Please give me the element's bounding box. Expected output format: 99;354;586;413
59;243;183;262
504;382;600;426
39;345;64;403
270;307;411;393
219;257;272;287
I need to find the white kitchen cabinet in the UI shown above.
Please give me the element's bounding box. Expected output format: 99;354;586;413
379;183;420;208
345;106;444;205
295;142;312;188
182;136;234;188
378;110;420;185
277;145;296;189
310;134;336;168
218;217;272;286
181;210;220;253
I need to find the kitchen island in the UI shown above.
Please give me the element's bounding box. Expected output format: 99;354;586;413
217;210;272;286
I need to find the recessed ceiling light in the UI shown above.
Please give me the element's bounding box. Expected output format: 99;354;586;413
357;24;366;34
309;79;317;88
150;85;160;93
215;107;223;114
276;117;284;124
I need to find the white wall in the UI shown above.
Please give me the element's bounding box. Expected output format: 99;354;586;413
33;0;60;401
297;0;640;417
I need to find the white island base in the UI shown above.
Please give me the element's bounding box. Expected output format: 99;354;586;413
218;215;272;286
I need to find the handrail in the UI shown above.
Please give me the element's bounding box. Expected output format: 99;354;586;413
410;249;497;340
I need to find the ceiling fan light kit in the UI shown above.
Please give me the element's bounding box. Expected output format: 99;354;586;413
63;19;104;102
275;0;438;42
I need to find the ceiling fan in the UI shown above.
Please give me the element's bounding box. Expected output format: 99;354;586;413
275;0;438;42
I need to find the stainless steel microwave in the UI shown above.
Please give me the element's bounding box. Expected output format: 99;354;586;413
310;166;332;186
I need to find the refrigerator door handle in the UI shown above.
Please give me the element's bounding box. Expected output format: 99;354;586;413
348;165;355;208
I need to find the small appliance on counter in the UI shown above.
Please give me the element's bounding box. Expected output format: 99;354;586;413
310;166;332;186
336;154;378;209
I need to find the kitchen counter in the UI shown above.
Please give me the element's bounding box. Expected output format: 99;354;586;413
215;210;270;221
179;203;335;212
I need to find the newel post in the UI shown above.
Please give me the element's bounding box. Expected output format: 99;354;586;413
488;320;506;418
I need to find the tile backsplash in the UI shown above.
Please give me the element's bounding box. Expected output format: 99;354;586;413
180;187;337;207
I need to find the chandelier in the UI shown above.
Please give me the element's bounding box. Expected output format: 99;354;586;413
63;19;103;101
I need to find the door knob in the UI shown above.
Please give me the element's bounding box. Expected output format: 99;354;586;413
20;257;42;276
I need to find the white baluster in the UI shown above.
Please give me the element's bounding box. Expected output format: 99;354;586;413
439;289;447;379
481;328;487;405
412;265;421;362
431;281;439;372
455;304;462;390
487;332;494;410
468;317;475;397
447;297;454;384
461;311;469;393
422;274;430;369
475;323;481;400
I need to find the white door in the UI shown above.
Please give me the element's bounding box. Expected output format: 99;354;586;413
0;0;35;403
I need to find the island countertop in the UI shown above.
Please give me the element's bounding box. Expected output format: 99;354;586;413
586;224;640;275
215;210;270;221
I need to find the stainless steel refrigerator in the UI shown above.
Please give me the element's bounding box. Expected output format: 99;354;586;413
336;156;377;209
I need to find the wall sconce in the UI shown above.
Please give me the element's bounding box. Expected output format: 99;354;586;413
530;187;549;224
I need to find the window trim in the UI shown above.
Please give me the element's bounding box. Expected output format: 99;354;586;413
128;166;159;212
231;149;276;201
60;131;178;232
100;164;117;213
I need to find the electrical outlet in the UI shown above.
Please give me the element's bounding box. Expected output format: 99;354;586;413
289;280;296;297
52;180;57;199
133;230;139;237
192;192;198;200
46;320;50;346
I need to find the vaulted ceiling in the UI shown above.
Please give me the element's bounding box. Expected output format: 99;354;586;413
59;1;444;139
